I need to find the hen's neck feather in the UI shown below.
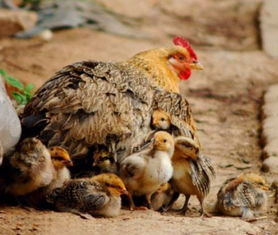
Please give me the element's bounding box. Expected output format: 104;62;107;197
120;49;180;93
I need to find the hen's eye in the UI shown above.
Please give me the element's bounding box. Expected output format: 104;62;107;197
161;118;165;121
178;55;185;60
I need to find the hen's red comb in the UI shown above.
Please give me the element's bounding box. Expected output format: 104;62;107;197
173;36;197;61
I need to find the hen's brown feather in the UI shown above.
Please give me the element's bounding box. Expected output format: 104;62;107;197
23;61;155;160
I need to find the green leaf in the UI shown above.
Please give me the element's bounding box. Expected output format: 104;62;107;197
5;76;24;90
12;92;28;105
24;83;35;93
0;69;7;77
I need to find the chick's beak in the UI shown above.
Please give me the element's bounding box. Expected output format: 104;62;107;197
261;185;270;191
190;61;204;70
121;189;129;195
64;160;73;167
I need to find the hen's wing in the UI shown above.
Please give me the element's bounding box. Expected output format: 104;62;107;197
22;61;154;159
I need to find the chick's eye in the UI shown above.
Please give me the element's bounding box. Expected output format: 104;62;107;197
163;139;167;143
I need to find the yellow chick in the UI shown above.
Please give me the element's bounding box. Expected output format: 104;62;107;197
46;173;128;217
152;110;171;130
168;136;215;216
48;146;73;190
5;138;55;196
151;183;178;212
120;131;174;209
217;173;269;219
92;149;117;174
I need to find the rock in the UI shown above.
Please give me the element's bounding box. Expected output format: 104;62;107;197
99;0;262;50
260;0;278;57
264;84;278;104
262;156;278;173
156;0;262;50
262;84;278;174
0;9;37;37
0;75;21;157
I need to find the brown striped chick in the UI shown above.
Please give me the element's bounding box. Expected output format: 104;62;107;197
120;131;174;210
92;149;117;174
151;183;178;212
217;173;269;219
48;146;73;190
165;136;215;216
46;173;128;217
5;138;55;196
20;147;73;208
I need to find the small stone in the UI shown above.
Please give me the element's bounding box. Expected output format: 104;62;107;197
37;29;53;41
0;9;37;37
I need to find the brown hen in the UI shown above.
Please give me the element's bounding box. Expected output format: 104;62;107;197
21;37;202;173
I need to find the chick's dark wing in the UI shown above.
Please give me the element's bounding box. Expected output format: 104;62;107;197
84;193;107;210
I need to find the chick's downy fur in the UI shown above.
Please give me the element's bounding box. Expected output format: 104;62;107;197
48;146;72;190
47;173;128;217
217;173;269;219
5;138;55;196
92;149;117;174
120;131;174;209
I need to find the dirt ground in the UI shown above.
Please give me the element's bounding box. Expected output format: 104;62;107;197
0;24;278;235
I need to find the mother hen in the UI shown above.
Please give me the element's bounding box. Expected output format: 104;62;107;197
21;37;203;165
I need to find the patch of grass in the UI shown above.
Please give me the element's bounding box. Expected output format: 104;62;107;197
0;69;34;105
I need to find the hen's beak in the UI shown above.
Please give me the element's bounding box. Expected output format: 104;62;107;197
190;61;204;70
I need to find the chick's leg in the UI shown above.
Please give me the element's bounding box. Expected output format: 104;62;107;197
197;195;211;217
146;193;153;210
127;192;148;210
160;192;180;213
176;194;190;214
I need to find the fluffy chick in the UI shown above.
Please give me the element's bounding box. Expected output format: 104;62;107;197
120;131;174;209
217;173;269;219
49;146;72;190
151;183;178;212
92;149;117;174
5;138;55;196
46;173;128;217
168;136;215;216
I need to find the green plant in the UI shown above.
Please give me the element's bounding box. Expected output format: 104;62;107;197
0;69;34;105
